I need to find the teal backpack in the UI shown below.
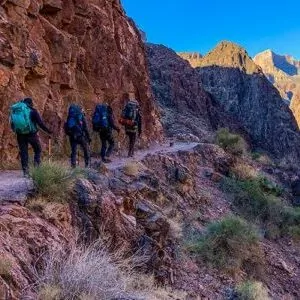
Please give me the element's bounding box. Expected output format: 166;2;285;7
10;101;36;134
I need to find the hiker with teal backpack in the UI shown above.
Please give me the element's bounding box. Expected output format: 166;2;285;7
64;104;91;168
119;94;142;157
92;103;120;163
10;97;52;176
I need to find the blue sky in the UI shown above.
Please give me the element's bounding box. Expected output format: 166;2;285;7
122;0;300;59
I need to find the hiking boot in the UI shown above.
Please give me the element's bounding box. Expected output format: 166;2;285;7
23;170;30;178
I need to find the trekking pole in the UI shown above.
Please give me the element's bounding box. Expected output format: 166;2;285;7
77;149;80;168
48;138;52;163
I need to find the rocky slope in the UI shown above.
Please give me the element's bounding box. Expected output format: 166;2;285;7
1;142;300;299
193;41;300;163
0;0;162;166
254;50;300;125
146;43;247;143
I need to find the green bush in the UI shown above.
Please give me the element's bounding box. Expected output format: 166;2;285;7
216;128;247;156
236;280;270;300
221;177;300;240
30;162;83;201
188;216;261;272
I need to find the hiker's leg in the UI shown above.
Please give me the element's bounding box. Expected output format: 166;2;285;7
100;132;107;160
29;134;42;167
131;133;137;156
82;140;90;168
70;137;77;168
17;134;29;174
106;133;115;158
127;132;136;157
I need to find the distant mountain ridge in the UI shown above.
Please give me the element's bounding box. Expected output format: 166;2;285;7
176;41;300;162
254;50;300;125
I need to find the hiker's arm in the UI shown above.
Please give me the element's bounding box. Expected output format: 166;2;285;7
109;113;120;132
31;110;52;134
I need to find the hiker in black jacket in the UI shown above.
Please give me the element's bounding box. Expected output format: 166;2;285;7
11;97;52;176
65;104;91;168
100;106;120;163
92;104;120;163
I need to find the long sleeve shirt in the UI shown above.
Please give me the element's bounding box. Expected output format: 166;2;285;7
30;109;52;134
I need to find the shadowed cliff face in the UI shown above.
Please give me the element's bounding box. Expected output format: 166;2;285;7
146;43;247;143
0;0;162;165
196;43;300;162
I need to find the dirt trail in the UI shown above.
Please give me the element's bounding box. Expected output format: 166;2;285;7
106;142;199;170
0;171;33;205
0;142;199;205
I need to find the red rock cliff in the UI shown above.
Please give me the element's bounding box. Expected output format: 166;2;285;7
0;0;162;165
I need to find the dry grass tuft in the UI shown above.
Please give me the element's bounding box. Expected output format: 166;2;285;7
123;161;145;176
33;241;182;300
0;257;12;281
26;197;49;212
236;280;270;300
231;162;259;180
168;218;183;240
38;284;61;300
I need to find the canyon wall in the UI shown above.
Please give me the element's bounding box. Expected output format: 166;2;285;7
0;0;162;166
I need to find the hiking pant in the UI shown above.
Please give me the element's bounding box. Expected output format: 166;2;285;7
100;129;115;160
17;133;42;174
69;136;90;168
126;131;137;157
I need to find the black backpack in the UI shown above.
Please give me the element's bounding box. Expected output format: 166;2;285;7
122;101;138;122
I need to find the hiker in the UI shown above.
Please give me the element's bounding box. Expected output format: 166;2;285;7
10;97;52;176
64;104;91;168
119;96;142;157
92;103;120;163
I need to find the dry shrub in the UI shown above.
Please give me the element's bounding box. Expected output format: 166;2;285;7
252;152;273;165
231;162;258;180
33;241;181;300
168;218;183;240
216;128;247;156
38;284;61;300
236;280;270;300
129;274;187;300
0;257;12;281
123;161;145;176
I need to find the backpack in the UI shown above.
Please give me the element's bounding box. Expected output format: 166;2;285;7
10;101;36;134
64;104;84;137
92;104;109;131
119;101;139;126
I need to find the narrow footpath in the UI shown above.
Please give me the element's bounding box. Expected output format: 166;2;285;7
0;142;199;204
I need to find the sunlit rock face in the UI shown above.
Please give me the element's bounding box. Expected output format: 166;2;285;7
0;0;162;165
